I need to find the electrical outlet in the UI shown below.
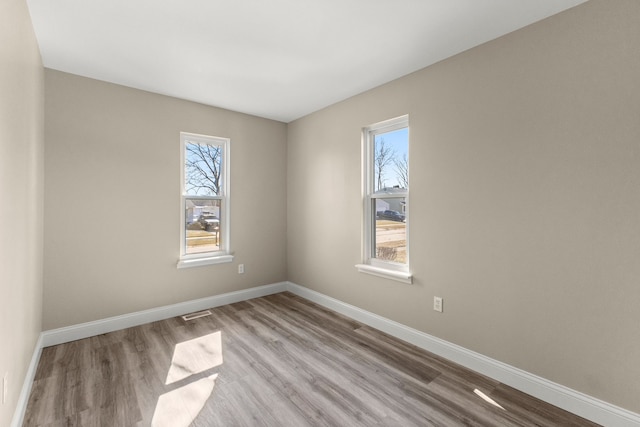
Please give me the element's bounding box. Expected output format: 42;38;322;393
433;296;443;313
238;264;245;274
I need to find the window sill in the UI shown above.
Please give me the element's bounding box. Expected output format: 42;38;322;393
355;264;412;284
177;254;234;269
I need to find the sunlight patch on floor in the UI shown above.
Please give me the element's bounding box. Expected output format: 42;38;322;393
152;374;218;427
474;388;506;410
165;331;223;385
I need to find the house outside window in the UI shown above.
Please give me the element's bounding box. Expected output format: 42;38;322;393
178;132;233;268
357;115;411;283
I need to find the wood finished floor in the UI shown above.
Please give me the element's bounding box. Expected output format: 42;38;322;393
24;292;599;426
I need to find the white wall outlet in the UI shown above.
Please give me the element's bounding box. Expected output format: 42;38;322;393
238;264;245;274
434;296;443;313
2;372;7;405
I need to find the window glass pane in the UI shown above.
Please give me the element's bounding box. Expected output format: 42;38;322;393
374;127;408;192
374;197;407;263
185;142;223;196
185;198;221;254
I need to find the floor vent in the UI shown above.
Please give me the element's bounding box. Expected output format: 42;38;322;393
181;310;212;321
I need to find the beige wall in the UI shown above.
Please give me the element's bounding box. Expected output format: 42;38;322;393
0;0;44;424
43;70;288;330
287;0;640;413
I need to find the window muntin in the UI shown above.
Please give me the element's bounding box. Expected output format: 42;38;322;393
180;133;230;262
363;116;409;273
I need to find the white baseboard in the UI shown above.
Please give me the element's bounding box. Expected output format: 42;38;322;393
11;334;43;427
14;281;640;427
285;282;640;427
41;282;287;347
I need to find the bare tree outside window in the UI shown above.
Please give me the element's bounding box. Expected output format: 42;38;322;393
394;153;409;189
185;143;222;196
374;138;395;191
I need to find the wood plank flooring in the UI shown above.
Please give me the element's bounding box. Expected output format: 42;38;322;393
23;292;599;426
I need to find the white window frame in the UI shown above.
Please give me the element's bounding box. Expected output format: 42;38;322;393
177;132;233;269
356;115;412;284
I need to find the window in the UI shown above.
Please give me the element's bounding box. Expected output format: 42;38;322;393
178;132;233;268
357;115;411;283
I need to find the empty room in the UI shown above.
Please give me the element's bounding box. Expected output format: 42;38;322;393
2;0;639;425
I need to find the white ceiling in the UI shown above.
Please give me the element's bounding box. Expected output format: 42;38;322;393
27;0;588;123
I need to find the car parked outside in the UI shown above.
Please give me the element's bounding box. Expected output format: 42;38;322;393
377;210;406;222
198;214;220;231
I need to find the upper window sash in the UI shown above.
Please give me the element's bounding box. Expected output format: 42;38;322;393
181;133;229;197
364;117;409;193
